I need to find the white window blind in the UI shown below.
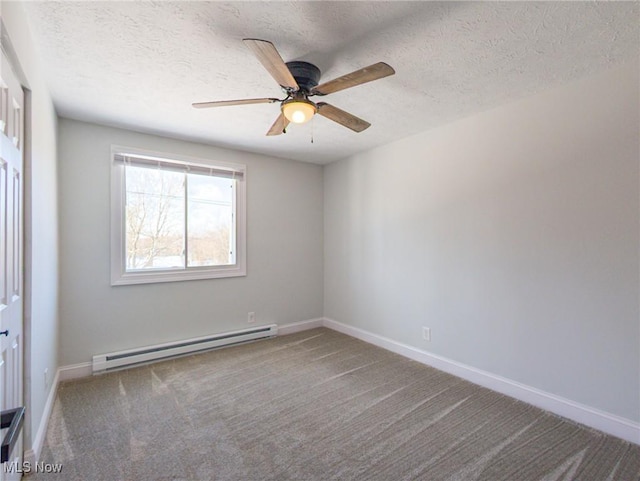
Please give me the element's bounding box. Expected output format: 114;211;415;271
113;153;244;179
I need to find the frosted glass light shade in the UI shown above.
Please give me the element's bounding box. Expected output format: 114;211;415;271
282;99;317;124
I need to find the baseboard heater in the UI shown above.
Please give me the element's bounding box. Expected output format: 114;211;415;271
92;324;278;373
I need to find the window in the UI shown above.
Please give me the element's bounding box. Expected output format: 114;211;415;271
111;146;246;285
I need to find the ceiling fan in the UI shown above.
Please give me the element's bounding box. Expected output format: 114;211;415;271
193;39;395;136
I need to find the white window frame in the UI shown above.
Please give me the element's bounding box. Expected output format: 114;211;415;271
110;145;246;286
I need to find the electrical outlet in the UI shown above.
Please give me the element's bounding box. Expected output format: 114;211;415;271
248;312;256;323
44;368;49;389
422;327;431;342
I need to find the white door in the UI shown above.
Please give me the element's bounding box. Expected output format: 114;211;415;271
0;48;24;481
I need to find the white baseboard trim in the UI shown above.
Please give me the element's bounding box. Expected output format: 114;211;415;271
322;317;640;445
278;318;324;335
58;362;92;381
25;367;61;467
25;362;95;466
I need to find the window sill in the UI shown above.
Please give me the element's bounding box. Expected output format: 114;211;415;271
111;265;246;286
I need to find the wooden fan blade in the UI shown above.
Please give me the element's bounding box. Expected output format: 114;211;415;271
266;112;290;136
243;39;299;90
312;62;395;95
317;102;370;132
192;98;279;109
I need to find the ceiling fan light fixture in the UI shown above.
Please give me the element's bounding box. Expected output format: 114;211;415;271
282;99;317;124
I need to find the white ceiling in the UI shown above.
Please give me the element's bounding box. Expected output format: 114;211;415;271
23;1;639;164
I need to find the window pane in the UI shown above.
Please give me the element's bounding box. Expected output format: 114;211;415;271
187;174;234;267
125;166;185;270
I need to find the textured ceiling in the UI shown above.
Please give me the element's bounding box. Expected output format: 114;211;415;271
23;1;639;164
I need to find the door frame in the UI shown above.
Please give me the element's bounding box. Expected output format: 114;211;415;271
1;18;33;464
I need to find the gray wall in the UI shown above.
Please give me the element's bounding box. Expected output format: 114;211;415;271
2;1;60;450
57;119;323;365
324;61;639;422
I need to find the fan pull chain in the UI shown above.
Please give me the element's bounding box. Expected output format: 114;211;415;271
311;115;314;144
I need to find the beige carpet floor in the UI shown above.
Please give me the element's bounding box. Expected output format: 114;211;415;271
35;328;639;480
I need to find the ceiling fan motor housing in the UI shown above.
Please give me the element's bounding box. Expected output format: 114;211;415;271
286;61;321;92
